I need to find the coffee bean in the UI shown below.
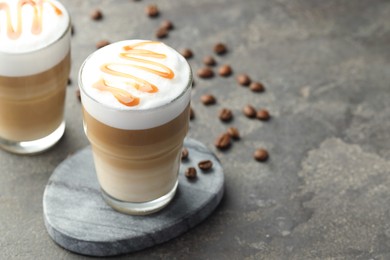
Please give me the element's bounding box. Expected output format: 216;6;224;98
71;25;75;36
219;64;232;77
156;27;168;39
214;42;227;55
185;167;197;179
219;108;233;122
227;127;240;140
257;109;270;121
236;74;251;86
192;80;196;87
215;133;231;150
254;148;269;162
180;48;193;59
203;56;216;66
146;4;159;17
243;105;256;118
201;94;216;105
198;160;213;171
67;78;72;86
161;20;174;30
90;9;103;20
190;107;195;120
250;81;265;92
197;67;214;79
181;148;189;161
96;40;110;49
75;89;81;101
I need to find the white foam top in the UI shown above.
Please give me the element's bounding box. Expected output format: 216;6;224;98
80;40;192;130
0;0;70;76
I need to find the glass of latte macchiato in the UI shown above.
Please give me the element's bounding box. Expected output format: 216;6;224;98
0;0;71;154
79;40;192;215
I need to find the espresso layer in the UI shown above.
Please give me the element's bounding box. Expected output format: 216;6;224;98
0;52;70;141
83;105;190;202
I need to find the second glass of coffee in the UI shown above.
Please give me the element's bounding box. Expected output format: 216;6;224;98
79;40;192;215
0;0;71;154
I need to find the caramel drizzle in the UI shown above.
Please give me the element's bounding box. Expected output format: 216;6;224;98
0;0;62;40
94;41;175;107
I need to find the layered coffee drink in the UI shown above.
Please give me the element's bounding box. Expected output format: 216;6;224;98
79;40;192;215
0;0;70;154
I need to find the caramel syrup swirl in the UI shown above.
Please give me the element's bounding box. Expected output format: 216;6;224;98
94;41;175;107
0;0;62;40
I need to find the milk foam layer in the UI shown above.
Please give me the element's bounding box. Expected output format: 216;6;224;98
0;0;70;76
80;40;192;130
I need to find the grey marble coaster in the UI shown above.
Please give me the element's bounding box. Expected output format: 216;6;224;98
43;138;224;257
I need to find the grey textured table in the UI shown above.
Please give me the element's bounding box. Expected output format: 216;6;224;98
1;0;390;259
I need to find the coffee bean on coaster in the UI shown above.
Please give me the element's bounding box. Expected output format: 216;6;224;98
218;65;232;77
185;167;197;179
203;56;216;66
75;89;81;101
201;94;216;105
180;48;193;59
96;40;110;49
215;133;231;150
254;148;269;162
189;107;195;120
146;4;159;17
256;109;271;121
250;81;265;92
236;74;251;86
219;108;233;122
227;127;240;140
181;148;189;161
243;105;256;118
214;42;227;55
197;67;214;78
90;9;103;20
198;160;213;171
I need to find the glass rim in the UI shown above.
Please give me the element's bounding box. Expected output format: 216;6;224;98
78;48;193;113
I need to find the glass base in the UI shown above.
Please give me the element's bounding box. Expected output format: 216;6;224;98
0;121;65;155
101;180;179;215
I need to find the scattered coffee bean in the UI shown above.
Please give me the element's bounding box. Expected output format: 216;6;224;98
236;74;251;86
219;108;233;122
201;94;216;105
90;9;103;20
227;127;240;140
185;167;197;179
214;42;227;55
161;20;174;30
156;27;168;39
181;148;189;161
250;81;265;92
215;133;231;150
256;109;271;121
67;78;72;86
146;4;159;17
96;40;110;49
197;67;214;79
203;56;216;66
189;107;195;120
71;25;75;35
181;48;193;59
192;80;196;87
219;64;232;77
198;160;213;171
243;105;256;118
254;148;269;162
75;89;81;101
